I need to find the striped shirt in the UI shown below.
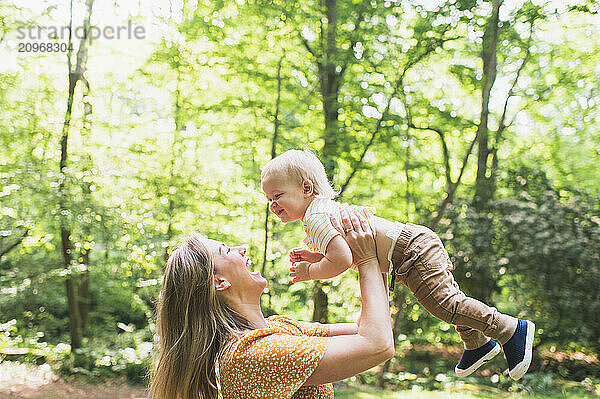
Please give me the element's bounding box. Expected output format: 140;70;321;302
302;198;375;254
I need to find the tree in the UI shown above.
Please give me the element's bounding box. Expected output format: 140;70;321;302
1;1;598;378
58;0;95;351
495;168;600;350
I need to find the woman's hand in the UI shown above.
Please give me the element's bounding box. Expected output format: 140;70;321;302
329;209;377;269
305;209;393;386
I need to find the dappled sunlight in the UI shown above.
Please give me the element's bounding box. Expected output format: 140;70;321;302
0;0;598;397
0;361;148;399
0;362;56;396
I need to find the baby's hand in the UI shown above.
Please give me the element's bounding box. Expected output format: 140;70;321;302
289;247;324;263
290;261;312;283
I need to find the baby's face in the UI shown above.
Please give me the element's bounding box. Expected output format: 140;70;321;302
261;173;311;223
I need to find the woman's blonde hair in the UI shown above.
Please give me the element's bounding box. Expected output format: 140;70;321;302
149;233;251;399
261;149;338;199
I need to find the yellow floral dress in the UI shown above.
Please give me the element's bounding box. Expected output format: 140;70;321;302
219;315;334;399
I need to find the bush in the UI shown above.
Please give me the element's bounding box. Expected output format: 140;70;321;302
58;327;153;384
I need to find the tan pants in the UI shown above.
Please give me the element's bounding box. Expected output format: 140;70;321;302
390;223;518;349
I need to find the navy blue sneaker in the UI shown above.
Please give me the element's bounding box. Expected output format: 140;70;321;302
503;319;535;380
455;339;501;377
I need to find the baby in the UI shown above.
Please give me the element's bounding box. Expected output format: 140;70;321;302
261;149;535;380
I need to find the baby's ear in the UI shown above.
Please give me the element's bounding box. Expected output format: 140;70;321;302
302;179;314;196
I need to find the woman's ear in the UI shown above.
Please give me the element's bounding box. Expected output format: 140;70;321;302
302;179;314;197
215;275;231;292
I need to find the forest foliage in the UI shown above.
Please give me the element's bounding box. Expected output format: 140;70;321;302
0;0;599;390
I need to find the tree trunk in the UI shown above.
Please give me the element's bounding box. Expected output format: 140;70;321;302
60;0;94;351
60;69;80;350
474;0;503;211
79;248;91;333
311;0;340;323
78;70;93;337
320;0;339;177
377;287;407;388
164;59;184;262
261;55;284;312
465;0;504;304
62;228;81;350
262;55;283;275
312;281;329;323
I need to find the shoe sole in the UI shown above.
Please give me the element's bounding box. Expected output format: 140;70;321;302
508;320;535;380
455;341;501;377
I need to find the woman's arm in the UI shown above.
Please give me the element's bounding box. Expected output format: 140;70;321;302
328;323;358;336
304;210;394;385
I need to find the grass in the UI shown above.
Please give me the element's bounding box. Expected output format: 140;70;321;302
335;388;599;398
330;342;600;399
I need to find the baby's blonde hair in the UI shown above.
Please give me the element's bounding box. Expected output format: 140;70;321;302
261;149;338;199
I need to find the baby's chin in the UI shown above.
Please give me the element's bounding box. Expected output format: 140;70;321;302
279;215;299;223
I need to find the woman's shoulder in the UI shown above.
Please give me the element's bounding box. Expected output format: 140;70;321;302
221;317;328;366
224;317;324;356
224;317;300;355
267;315;330;337
266;314;299;327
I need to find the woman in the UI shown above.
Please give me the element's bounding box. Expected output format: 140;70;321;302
149;210;394;399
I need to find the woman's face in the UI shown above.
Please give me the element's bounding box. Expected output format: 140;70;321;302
205;239;267;298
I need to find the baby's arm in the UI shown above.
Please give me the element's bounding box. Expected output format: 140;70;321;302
290;236;352;283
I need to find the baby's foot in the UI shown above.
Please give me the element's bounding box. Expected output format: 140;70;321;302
289;247;324;263
455;339;501;377
503;319;535;380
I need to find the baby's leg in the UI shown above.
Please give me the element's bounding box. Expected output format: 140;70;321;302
455;326;489;350
408;263;517;347
391;223;518;348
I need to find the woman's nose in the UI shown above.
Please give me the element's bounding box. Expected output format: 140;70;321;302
238;246;246;255
269;201;278;213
